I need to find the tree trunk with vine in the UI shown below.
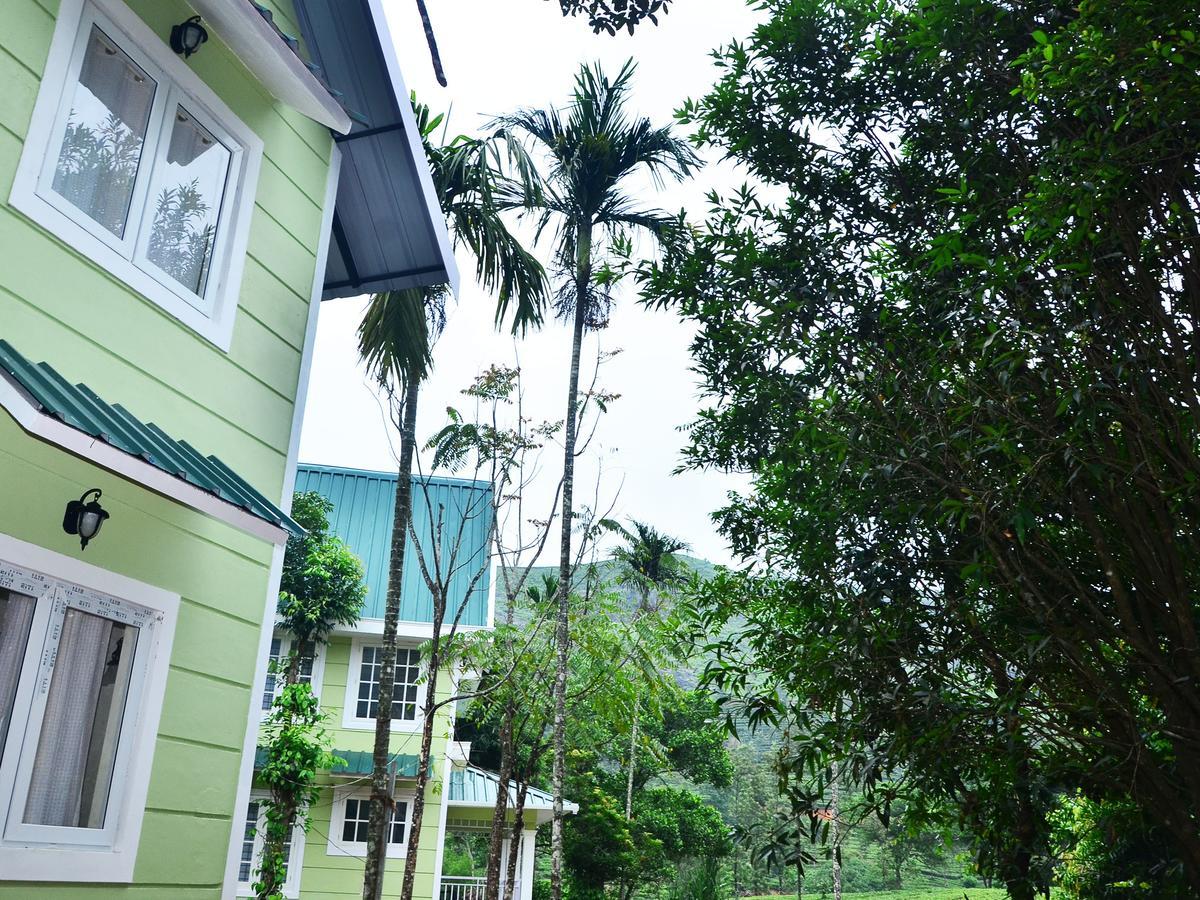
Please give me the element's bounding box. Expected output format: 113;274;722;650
362;370;420;900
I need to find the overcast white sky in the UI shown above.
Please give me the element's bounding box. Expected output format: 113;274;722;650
298;0;763;566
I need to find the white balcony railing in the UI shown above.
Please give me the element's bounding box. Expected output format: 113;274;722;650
440;876;520;900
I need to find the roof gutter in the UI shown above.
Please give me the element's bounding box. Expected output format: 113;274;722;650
187;0;352;133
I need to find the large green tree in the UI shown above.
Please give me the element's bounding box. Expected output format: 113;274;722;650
494;61;698;900
638;0;1200;897
357;100;546;900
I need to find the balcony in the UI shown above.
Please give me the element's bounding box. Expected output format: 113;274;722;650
440;875;521;900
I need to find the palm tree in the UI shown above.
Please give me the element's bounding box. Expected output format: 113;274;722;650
357;100;547;900
608;519;689;820
493;60;699;900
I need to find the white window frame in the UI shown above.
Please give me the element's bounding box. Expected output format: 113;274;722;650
235;790;305;899
9;0;263;352
342;637;424;732
326;786;412;859
0;531;178;883
260;631;325;722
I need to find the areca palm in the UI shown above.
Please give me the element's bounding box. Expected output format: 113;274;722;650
608;519;690;822
494;60;699;900
357;100;546;900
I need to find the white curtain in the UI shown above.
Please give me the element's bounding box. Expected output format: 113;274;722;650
23;608;115;828
0;590;37;750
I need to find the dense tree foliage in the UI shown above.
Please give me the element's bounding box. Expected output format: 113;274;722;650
554;0;673;35
637;0;1200;897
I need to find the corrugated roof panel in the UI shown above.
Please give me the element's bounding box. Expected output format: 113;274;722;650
447;766;559;811
254;747;422;778
294;464;491;626
0;339;302;536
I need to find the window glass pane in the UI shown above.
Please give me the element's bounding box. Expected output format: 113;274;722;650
51;25;156;238
0;590;37;752
262;636;282;711
296;640;315;686
239;800;260;883
23;608;138;828
357;646;420;721
357;646;380;719
343;797;368;843
145;105;230;296
390;799;408;845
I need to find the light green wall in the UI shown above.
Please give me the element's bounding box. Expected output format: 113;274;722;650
0;0;333;496
0;411;271;898
248;635;455;899
0;0;335;895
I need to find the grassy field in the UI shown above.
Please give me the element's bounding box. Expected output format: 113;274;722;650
745;889;1009;900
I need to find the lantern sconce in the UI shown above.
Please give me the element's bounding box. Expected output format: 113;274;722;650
169;15;208;59
63;488;110;551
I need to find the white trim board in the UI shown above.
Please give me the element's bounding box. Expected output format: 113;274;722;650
219;137;341;900
0;371;288;545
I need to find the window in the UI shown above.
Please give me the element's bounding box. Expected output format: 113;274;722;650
355;645;420;722
0;534;177;882
236;794;304;899
328;793;409;858
10;0;262;350
261;635;317;715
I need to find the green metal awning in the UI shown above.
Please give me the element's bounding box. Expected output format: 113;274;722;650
0;339;302;539
330;750;422;779
448;765;577;813
253;747;422;778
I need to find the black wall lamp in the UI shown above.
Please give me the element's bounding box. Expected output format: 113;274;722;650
63;488;109;551
170;15;208;59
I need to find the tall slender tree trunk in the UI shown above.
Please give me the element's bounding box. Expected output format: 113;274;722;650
486;582;521;900
501;784;529;900
624;703;638;819
485;704;517;897
362;371;420;900
551;221;592;900
399;626;444;900
830;760;841;900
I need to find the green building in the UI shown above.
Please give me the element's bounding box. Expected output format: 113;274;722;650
241;464;574;900
0;0;455;895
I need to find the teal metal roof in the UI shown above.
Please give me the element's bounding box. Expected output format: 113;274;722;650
254;747;421;778
0;339;301;536
331;749;422;778
447;766;569;812
294;464;492;626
